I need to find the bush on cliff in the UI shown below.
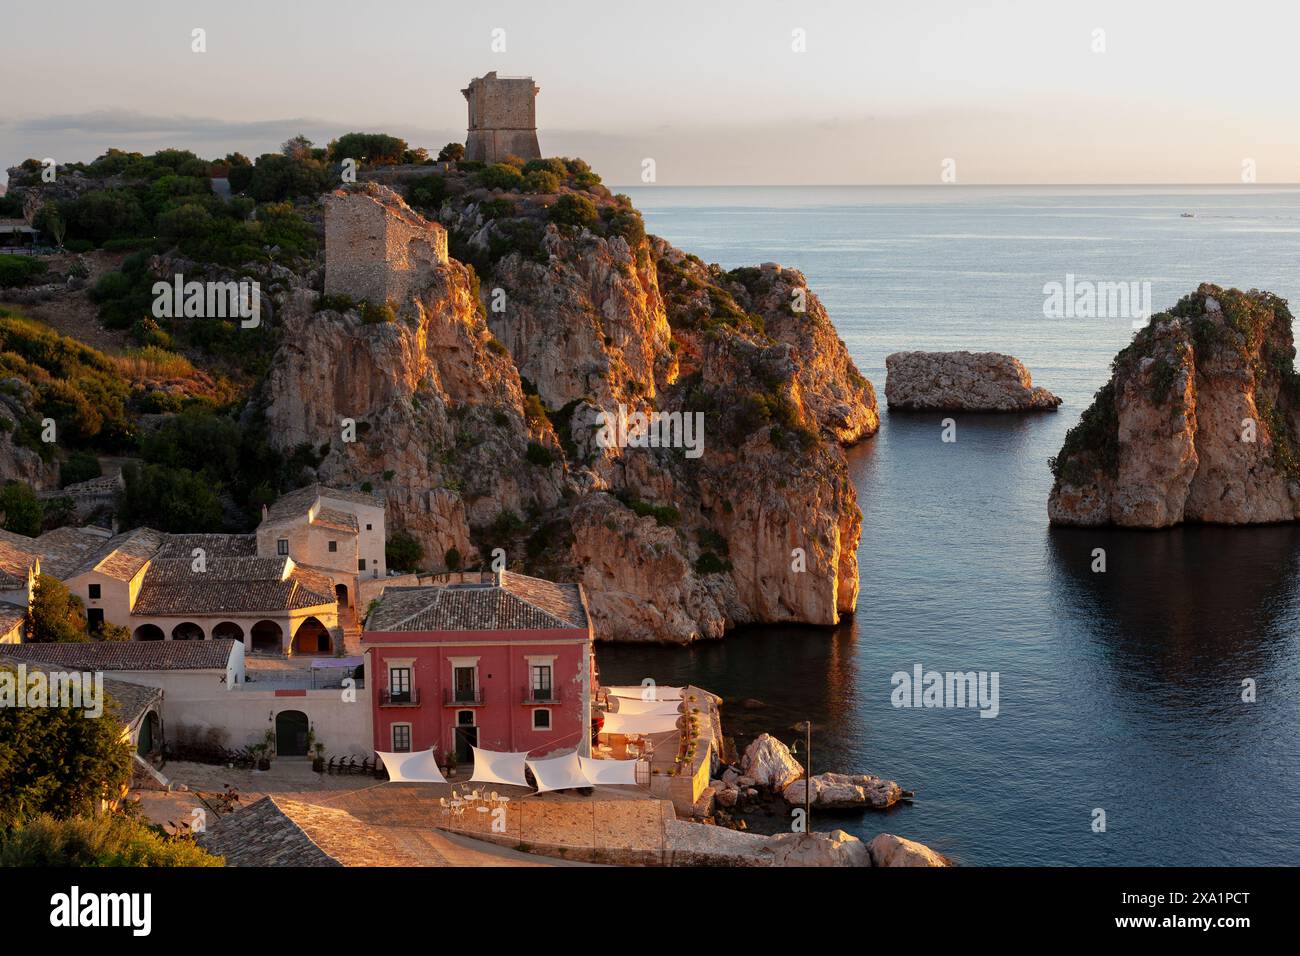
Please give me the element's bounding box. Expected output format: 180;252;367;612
329;132;408;167
0;254;48;288
479;164;525;191
549;193;599;230
0;481;43;537
386;531;423;573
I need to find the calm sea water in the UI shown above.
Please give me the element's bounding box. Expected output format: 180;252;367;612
601;185;1300;866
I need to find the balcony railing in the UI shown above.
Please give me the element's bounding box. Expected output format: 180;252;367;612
380;688;419;707
521;687;560;705
444;687;483;706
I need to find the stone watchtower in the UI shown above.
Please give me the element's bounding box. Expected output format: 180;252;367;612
323;183;448;306
461;72;541;164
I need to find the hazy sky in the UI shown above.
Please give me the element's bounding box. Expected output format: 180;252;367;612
4;0;1298;185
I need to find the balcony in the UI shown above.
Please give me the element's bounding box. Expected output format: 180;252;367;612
521;687;561;705
444;687;484;706
380;688;420;707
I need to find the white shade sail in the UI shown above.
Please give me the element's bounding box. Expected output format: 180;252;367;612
599;711;681;736
605;685;683;701
579;756;641;786
527;751;590;793
470;747;530;787
613;696;681;716
377;749;447;784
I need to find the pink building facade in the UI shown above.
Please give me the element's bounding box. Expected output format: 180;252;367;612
363;572;593;764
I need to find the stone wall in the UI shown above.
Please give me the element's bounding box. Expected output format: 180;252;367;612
462;72;541;163
323;184;449;305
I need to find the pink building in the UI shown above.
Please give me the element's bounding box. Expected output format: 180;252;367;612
363;571;594;764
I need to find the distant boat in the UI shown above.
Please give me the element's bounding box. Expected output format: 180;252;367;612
1180;212;1196;218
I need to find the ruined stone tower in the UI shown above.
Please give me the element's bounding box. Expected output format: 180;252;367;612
461;72;541;164
324;183;448;305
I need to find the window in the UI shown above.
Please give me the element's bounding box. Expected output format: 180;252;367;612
86;609;104;631
391;724;411;753
389;667;411;703
88;584;101;600
328;541;337;553
531;665;552;701
453;665;476;703
532;709;551;731
456;710;475;726
366;523;373;531
277;538;288;556
358;558;367;571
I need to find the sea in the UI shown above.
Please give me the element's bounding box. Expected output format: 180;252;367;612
599;184;1300;866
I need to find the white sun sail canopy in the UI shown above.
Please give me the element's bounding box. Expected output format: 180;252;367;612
470;747;531;787
527;751;591;793
613;696;682;716
579;756;640;786
377;749;448;784
599;711;681;736
605;685;683;701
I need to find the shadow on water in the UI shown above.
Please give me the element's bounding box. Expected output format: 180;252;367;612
1045;522;1300;685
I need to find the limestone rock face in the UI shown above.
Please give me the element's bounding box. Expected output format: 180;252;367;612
0;380;58;489
866;832;952;867
264;174;877;642
740;733;805;792
664;819;869;866
783;771;903;810
1049;285;1300;527
885;351;1061;412
767;830;871;867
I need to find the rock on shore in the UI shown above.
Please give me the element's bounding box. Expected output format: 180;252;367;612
784;771;904;810
1048;284;1300;527
885;350;1061;412
867;833;952;867
740;733;805;791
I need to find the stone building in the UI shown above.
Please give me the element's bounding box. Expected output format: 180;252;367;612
461;72;542;164
323;183;448;305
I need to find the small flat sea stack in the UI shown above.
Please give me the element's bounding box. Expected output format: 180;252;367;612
885;351;1062;412
1048;284;1299;527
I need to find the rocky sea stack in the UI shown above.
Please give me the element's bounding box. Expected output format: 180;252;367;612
885;350;1061;412
1048;283;1300;527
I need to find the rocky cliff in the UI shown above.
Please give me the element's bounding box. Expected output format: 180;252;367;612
263;177;877;642
1048;283;1300;527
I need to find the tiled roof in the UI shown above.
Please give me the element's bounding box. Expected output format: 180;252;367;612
0;652;162;728
68;527;165;581
32;526;112;579
365;571;587;633
200;796;424;867
0;530;39;589
261;484;383;526
0;638;237;671
0;600;25;636
132;557;335;616
155;534;257;560
311;508;358;534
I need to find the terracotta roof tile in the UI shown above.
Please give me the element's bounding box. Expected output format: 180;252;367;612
365;572;587;633
132;557;334;616
0;638;237;671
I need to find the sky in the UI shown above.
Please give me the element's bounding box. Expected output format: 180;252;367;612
3;0;1299;186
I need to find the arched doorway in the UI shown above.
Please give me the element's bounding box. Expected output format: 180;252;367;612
133;624;164;642
275;710;309;756
335;583;349;608
250;620;283;654
292;617;331;655
171;621;204;641
137;712;160;756
212;621;245;642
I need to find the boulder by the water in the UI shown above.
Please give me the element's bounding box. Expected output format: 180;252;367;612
783;771;904;810
866;832;952;867
740;733;804;791
885;350;1061;412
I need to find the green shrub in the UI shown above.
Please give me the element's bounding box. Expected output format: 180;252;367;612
694;552;732;575
0;481;43;536
59;451;102;488
523;170;560;193
407;173;448;209
437;143;466;162
360;300;397;324
0;254;48;288
526;441;554;466
329;132;408;167
444;547;462;571
0;813;221;867
549;193;599;230
386;530;424;573
479;164;525;191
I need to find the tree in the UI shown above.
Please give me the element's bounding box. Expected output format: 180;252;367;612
93;620;132;642
550;193;599;229
281;134;314;160
0;482;43;536
328;132;408;167
386;531;423;572
0;663;133;822
0;812;222;866
59;451;102;488
118;462;224;533
26;575;88;643
437;143;465;162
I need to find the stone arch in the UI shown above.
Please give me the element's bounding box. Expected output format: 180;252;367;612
171;621;204;641
133;624;164;642
275;710;310;756
292;616;331;655
250;620;283;654
335;583;349;608
212;621;245;642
